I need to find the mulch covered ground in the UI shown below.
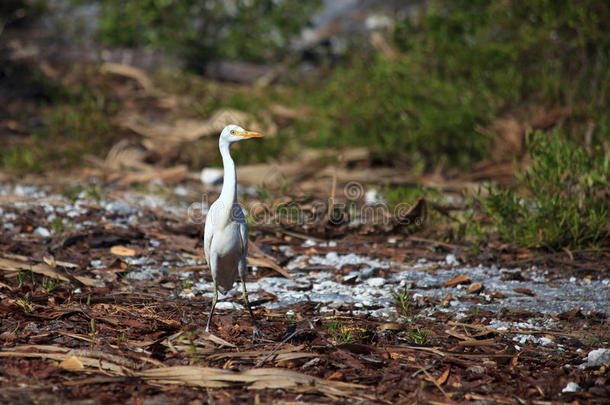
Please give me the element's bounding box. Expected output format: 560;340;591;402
1;182;608;404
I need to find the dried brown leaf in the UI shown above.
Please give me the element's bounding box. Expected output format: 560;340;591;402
443;274;470;287
110;246;136;257
0;257;100;287
467;282;484;294
436;367;450;385
59;355;85;371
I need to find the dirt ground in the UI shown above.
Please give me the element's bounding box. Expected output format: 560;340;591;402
1;179;608;405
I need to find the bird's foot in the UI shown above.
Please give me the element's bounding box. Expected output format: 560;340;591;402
251;324;270;343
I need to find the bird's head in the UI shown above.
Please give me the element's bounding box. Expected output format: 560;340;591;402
220;124;263;145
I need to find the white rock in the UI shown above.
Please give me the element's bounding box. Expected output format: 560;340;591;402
215;302;244;311
538;337;553;346
364;189;385;204
562;382;581;393
580;348;610;369
200;168;223;185
90;260;104;269
366;277;386;288
445;254;459;266
173;185;189;196
302;239;317;247
34;227;51;237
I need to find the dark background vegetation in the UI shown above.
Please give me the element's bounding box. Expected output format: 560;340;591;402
1;0;608;251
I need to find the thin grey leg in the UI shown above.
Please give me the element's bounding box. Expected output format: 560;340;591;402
240;277;265;343
205;279;218;333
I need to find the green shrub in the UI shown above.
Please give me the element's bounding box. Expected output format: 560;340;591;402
1;146;45;173
1;84;116;172
305;56;493;167
396;0;610;109
300;0;610;167
94;0;321;65
482;131;609;249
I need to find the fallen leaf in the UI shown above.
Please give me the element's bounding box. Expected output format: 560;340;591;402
377;323;402;331
489;291;507;299
436;367;450;385
110;246;136;257
43;254;56;268
513;288;535;296
0;257;100;287
467;282;483;294
326;371;343;381
559;307;582;320
443;274;470;287
59;355;84;371
247;256;292;280
440;293;452;306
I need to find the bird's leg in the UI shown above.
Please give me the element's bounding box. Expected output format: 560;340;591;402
205;279;218;333
240;278;266;342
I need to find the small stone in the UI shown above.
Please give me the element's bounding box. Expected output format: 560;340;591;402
562;382;581;393
580;348;610;369
90;260;104;269
23;322;40;333
366;277;386;288
34;227;51;237
200;168;223;185
215;302;244;311
445;254;459;266
538;337;553;346
466;365;486;376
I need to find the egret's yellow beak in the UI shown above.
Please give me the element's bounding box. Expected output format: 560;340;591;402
235;130;263;138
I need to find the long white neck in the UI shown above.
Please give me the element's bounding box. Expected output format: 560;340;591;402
218;139;237;209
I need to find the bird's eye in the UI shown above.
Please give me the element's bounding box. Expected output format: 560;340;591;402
230;130;235;135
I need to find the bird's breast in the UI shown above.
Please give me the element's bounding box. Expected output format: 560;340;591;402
213;222;243;258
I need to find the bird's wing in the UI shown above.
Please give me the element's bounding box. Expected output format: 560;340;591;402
204;202;216;264
236;205;248;257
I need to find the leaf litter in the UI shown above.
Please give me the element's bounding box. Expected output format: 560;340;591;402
0;181;609;404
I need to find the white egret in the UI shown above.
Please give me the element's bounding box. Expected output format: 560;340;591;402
204;124;264;340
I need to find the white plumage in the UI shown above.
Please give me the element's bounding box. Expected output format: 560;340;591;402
204;124;263;340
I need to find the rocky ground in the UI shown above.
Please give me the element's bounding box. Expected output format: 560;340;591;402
1;180;608;404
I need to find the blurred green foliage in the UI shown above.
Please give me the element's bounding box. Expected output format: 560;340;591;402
482;131;609;249
3;0;609;250
302;0;610;167
1;82;116;173
94;0;321;65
